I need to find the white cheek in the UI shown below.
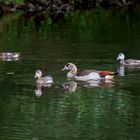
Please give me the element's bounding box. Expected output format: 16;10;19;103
118;55;124;60
66;66;71;70
37;73;41;78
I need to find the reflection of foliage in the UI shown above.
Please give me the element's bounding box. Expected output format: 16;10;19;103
0;84;136;139
51;88;134;139
0;0;140;23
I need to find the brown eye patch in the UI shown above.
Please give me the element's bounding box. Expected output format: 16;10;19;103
66;63;70;67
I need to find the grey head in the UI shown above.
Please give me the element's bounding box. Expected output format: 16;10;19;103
35;70;42;78
117;53;125;61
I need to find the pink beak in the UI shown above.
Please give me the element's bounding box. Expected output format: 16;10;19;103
61;66;66;71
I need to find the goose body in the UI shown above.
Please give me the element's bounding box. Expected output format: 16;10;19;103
117;53;140;66
0;52;20;61
62;63;116;81
0;52;20;59
35;70;53;84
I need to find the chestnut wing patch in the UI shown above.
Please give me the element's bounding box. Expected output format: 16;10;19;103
99;71;114;77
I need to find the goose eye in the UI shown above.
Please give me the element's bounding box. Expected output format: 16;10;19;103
66;64;70;68
66;63;70;67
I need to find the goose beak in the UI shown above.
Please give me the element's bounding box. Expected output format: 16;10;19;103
61;68;65;71
61;66;67;71
117;57;120;61
34;74;38;78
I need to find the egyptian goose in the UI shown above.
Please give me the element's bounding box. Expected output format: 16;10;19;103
34;70;53;84
117;53;140;66
62;63;117;81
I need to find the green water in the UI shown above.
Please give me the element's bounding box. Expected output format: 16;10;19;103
0;10;140;140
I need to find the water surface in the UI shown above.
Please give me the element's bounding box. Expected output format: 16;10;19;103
0;10;140;140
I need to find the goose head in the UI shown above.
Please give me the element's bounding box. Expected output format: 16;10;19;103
35;70;42;79
13;53;20;58
62;63;77;79
117;53;125;61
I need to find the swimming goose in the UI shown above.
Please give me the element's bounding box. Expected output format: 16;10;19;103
0;52;20;61
62;63;117;81
117;53;140;66
34;70;53;84
0;52;20;59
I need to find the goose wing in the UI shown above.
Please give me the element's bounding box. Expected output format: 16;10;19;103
78;70;99;76
125;59;140;65
99;71;116;77
42;76;53;83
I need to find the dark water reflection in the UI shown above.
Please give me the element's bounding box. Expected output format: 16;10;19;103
0;10;140;139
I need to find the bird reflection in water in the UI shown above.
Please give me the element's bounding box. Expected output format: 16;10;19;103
117;64;140;77
81;79;114;88
63;81;77;93
63;79;114;93
117;65;125;76
35;83;53;97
